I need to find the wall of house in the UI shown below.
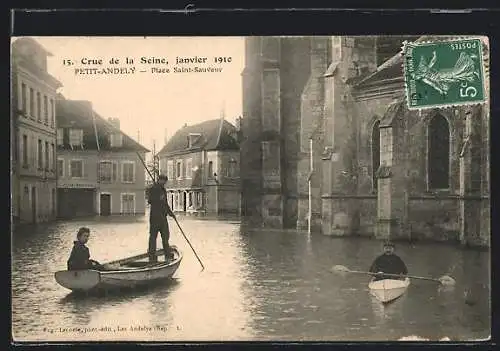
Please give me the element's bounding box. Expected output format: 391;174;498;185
58;188;96;218
96;189;145;215
13;59;58;224
215;150;241;214
205;185;218;213
160;150;241;215
98;151;147;214
216;150;240;181
57;150;147;215
11;66;19;220
160;151;204;189
19;180;57;223
57;151;98;186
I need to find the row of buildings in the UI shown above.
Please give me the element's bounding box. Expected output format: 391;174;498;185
11;37;243;225
240;36;490;247
10;38;150;224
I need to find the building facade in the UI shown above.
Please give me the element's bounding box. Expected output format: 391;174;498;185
56;98;149;217
157;118;241;215
241;36;490;247
11;38;62;224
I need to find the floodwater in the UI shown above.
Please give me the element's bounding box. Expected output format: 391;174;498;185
11;215;490;342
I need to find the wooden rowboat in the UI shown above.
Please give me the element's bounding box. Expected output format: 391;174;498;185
54;246;182;293
369;277;410;303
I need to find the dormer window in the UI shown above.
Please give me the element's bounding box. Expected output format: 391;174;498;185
188;133;201;148
110;133;123;148
69;128;83;148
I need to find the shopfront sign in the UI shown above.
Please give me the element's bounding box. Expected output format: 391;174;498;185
58;182;97;189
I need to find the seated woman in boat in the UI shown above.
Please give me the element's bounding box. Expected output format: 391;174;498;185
369;241;408;281
67;227;102;271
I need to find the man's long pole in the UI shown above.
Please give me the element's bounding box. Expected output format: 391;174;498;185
308;138;312;236
137;151;205;271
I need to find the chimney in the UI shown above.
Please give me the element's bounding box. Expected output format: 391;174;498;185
108;117;120;130
220;101;226;120
235;116;242;131
164;128;168;144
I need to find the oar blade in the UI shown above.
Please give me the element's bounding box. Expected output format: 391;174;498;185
438;275;456;286
331;265;350;273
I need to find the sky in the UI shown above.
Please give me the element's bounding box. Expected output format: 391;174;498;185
21;36;245;153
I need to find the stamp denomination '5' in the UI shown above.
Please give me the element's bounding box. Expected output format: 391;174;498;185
404;38;486;110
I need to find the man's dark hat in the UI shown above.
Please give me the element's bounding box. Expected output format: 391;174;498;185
158;174;168;181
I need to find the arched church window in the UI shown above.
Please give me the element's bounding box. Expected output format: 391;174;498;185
428;114;450;190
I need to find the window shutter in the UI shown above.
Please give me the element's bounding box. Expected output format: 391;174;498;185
113;162;118;182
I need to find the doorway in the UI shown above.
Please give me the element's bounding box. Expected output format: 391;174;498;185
100;193;111;216
31;187;36;223
182;192;187;212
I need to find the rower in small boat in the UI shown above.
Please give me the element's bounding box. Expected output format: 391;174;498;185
146;174;176;263
369;241;408;281
67;227;103;271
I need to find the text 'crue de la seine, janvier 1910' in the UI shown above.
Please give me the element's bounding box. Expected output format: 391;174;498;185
62;55;233;75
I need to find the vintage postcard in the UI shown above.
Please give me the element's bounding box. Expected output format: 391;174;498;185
10;35;490;343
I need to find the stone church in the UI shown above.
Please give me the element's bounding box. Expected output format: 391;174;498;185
240;36;490;248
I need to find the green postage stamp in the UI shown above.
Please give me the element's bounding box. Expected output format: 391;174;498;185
403;38;486;110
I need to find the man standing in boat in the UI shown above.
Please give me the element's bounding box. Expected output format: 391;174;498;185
146;174;176;262
369;241;408;281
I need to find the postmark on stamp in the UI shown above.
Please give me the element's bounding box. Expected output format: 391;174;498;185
403;38;486;110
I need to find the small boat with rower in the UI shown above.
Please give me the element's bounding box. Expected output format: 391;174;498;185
332;264;456;304
54;246;182;293
368;277;410;304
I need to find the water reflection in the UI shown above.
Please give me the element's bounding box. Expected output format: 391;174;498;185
12;216;490;342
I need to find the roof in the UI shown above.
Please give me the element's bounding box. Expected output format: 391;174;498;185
11;38;62;89
12;37;53;56
56;99;150;153
354;35;475;89
158;118;240;156
354;51;404;88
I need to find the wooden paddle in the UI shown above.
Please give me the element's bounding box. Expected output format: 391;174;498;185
331;265;456;286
